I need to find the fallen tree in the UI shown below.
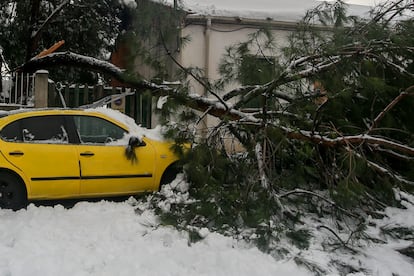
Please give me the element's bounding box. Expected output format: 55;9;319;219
18;48;414;186
15;0;414;262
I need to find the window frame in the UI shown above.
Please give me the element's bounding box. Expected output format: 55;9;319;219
68;115;129;145
0;115;78;144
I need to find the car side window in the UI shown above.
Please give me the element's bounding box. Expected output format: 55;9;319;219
0;120;21;142
0;115;68;144
73;115;126;144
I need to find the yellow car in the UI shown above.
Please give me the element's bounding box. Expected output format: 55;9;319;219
0;108;181;210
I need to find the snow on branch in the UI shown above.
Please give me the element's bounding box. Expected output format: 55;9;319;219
368;86;414;133
17;51;414;162
255;142;269;189
18;51;171;92
350;147;414;186
285;129;414;156
223;85;295;103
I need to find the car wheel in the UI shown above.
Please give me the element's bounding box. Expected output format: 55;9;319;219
160;165;181;187
0;173;27;210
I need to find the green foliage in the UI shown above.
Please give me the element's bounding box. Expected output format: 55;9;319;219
218;28;280;89
0;0;124;83
117;0;185;81
286;229;312;250
380;226;414;240
152;0;414;258
331;180;366;208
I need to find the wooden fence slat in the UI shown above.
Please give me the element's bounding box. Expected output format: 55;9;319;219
83;85;89;106
74;84;80;107
64;86;70;107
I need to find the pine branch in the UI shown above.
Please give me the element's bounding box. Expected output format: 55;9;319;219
18;51;414;161
284;129;414;157
223;85;294;103
317;225;360;254
368;86;414;133
351;149;414;186
279;188;360;219
374;147;414;161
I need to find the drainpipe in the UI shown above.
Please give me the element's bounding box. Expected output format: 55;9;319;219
201;17;211;138
174;0;180;53
204;17;211;94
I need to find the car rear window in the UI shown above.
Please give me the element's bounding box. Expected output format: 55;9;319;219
0;115;69;144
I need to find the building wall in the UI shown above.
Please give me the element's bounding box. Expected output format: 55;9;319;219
178;17;294;137
180;19;294;90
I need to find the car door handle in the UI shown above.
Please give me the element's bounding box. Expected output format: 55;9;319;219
9;151;24;156
80;152;95;157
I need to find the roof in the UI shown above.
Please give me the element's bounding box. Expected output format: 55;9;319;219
155;0;372;22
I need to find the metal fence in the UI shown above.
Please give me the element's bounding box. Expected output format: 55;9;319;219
49;83;152;128
0;72;34;107
0;72;152;127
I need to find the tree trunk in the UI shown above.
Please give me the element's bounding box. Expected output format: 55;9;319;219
26;0;41;61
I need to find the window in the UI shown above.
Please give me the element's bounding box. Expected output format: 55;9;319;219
0;121;20;142
0;116;68;143
73;116;126;144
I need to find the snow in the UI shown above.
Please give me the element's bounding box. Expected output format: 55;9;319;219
156;96;169;109
91;107;166;142
0;198;307;274
1;176;413;275
156;0;372;21
1;48;12;98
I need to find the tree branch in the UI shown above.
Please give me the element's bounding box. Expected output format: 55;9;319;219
368;85;414;133
279;188;360;219
350;148;414;186
31;0;70;41
18;52;414;160
284;129;414;156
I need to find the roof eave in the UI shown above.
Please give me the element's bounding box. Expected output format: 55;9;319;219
184;14;331;31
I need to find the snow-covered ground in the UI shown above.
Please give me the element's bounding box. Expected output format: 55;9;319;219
1;175;413;276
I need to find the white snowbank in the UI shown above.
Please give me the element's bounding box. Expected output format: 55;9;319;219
1;178;413;275
0;202;308;275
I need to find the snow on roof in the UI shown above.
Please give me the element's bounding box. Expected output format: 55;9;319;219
91;107;166;142
155;0;372;22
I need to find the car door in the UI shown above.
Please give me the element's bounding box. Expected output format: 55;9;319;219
0;115;80;198
71;115;156;196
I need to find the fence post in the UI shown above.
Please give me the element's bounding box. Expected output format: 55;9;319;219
34;70;49;108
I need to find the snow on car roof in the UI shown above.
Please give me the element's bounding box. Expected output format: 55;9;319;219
89;107;166;141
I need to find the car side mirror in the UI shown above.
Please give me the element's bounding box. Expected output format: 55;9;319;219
128;136;146;148
125;136;145;162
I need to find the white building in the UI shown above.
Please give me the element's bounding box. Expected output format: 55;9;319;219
111;1;372;128
174;0;370;89
154;0;371;129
